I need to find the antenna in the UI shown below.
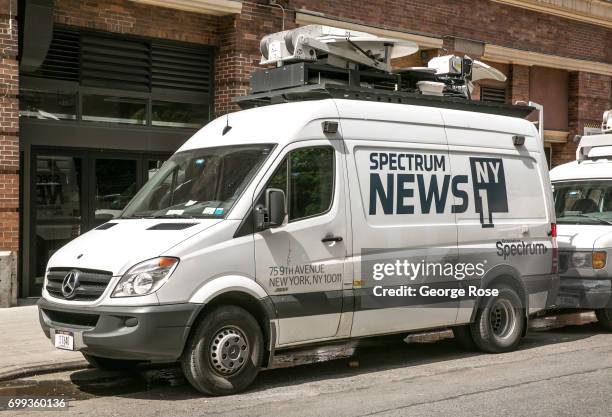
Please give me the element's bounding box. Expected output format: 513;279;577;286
222;113;232;135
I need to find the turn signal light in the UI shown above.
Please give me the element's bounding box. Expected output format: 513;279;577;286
158;257;178;268
592;251;607;269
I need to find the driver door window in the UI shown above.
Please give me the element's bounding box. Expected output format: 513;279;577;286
261;146;334;221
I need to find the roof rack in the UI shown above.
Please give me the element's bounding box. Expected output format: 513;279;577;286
233;26;534;119
234;66;533;118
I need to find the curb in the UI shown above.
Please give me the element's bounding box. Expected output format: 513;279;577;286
0;360;89;383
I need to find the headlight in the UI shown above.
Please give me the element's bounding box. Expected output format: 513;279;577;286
571;252;591;268
112;257;179;297
568;251;607;270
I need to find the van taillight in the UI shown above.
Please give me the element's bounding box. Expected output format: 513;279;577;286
550;223;557;238
551;223;558;273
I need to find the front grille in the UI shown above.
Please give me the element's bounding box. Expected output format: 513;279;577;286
42;309;99;328
46;268;113;301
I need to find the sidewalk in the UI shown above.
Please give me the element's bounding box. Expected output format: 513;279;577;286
0;305;87;381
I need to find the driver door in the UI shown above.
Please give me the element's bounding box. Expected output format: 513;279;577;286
254;140;348;346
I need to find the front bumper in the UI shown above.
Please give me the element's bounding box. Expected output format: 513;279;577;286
38;298;199;362
555;277;612;309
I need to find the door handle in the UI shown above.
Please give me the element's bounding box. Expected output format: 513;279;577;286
321;236;343;243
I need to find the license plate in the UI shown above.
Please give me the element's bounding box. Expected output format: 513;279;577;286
53;330;74;351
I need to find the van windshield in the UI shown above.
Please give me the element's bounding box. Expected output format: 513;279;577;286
121;144;274;219
553;181;612;225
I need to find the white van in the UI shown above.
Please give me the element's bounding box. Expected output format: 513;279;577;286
37;97;559;394
37;26;558;395
549;110;612;329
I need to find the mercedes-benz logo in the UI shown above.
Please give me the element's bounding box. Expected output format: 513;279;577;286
61;270;80;299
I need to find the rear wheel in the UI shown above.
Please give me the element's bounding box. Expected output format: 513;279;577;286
181;305;263;396
595;308;612;331
470;285;525;353
82;353;139;371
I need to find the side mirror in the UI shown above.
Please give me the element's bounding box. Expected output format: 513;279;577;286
254;188;286;230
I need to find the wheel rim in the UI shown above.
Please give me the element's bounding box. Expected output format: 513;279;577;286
489;298;517;340
209;326;250;376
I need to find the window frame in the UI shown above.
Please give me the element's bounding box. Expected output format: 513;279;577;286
263;144;336;224
20;24;215;129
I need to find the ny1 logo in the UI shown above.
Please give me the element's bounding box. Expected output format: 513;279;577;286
469;157;508;228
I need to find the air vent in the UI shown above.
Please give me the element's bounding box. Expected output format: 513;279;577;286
42;309;99;328
147;223;199;230
152;43;213;94
480;86;506;104
36;27;80;81
81;34;151;91
95;222;118;230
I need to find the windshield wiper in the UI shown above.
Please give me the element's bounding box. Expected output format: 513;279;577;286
122;215;154;219
152;213;198;219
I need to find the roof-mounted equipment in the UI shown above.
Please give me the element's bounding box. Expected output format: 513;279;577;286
259;25;419;72
236;25;531;118
603;109;612;133
576;110;612;162
397;55;506;99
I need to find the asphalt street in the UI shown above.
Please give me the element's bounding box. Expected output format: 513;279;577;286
1;313;611;417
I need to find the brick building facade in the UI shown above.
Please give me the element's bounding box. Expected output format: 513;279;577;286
1;0;611;298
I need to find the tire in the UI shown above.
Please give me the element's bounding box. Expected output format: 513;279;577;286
181;305;263;396
595;308;612;331
82;353;139;371
452;325;477;351
470;285;525;353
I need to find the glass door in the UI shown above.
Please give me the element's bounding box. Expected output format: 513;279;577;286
31;152;85;293
28;149;169;296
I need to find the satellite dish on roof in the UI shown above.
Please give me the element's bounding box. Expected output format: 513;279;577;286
471;60;506;82
396;55;506;99
260;25;419;72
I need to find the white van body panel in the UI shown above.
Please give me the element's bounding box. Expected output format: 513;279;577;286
551;160;612;181
46;219;222;276
40;98;557;355
188;274;269;304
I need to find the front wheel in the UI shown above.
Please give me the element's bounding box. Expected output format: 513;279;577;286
595;308;612;331
470;285;525;353
181;305;263;396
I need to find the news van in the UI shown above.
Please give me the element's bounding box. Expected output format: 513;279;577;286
549;110;612;329
37;26;558;395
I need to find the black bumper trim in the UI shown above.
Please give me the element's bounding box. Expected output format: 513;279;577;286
38;298;199;362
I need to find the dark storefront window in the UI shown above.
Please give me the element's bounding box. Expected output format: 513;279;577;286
82;95;147;125
152;101;210;128
19;90;77;120
22;26;214;129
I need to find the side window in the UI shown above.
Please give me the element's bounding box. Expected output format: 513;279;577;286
290;147;334;220
261;146;334;222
